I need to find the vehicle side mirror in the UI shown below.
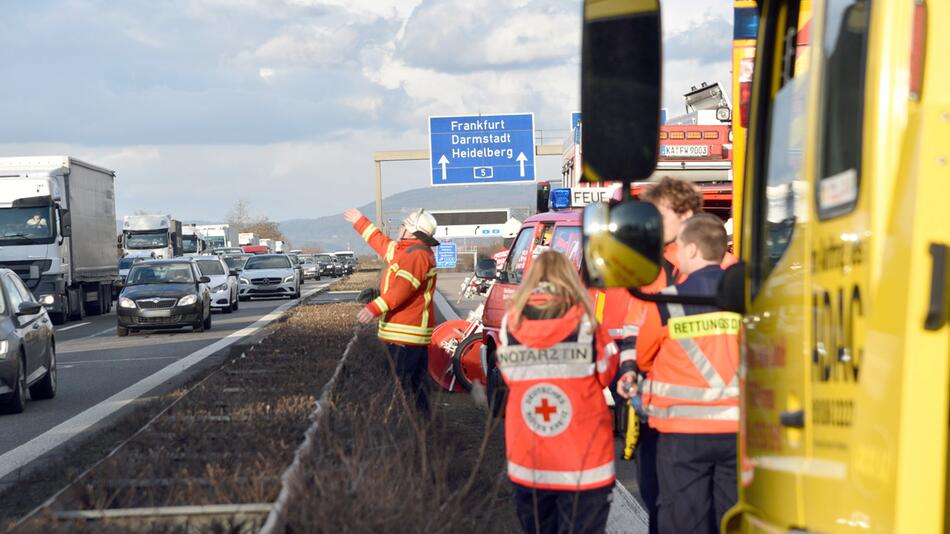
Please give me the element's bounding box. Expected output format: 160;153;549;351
198;276;211;284
583;200;663;288
581;0;661;184
229;270;239;277
17;301;43;316
475;258;498;280
716;262;746;314
60;209;72;237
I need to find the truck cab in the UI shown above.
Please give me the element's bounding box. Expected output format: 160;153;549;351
181;225;208;256
122;214;183;260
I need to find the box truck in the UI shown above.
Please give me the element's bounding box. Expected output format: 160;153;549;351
0;156;120;323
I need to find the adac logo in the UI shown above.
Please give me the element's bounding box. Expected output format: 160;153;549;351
521;383;572;437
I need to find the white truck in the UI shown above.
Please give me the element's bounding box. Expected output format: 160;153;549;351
122;214;183;259
0;156;119;323
181;225;208;255
196;224;240;251
239;233;258;246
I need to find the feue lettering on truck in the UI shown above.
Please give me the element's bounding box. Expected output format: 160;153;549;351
122;214;183;260
578;0;949;532
0;156;120;324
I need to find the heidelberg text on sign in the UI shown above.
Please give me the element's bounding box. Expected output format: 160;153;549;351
429;113;536;186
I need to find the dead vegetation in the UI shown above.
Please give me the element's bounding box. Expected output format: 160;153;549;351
283;327;518;533
328;270;379;292
10;300;360;533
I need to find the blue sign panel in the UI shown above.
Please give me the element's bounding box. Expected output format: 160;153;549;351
429;113;535;186
435;242;457;269
571;112;581;144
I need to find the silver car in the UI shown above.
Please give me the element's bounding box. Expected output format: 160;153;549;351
0;269;56;414
238;255;300;300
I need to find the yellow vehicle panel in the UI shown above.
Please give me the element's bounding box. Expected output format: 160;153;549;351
727;0;950;532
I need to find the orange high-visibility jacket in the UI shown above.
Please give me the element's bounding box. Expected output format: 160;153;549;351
619;242;737;372
498;303;619;491
588;287;632;342
354;216;437;346
635;265;740;434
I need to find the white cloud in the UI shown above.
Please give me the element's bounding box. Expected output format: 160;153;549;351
2;0;732;221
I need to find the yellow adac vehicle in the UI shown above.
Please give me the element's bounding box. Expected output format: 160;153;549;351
580;0;949;531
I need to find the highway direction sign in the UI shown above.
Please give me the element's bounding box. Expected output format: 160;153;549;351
429;113;535;186
435;242;458;268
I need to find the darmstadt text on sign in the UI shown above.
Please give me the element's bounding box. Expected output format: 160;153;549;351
428;113;536;186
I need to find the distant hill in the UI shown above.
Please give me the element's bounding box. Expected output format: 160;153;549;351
279;184;537;252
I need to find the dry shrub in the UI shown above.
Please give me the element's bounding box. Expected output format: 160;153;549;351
284;332;518;533
14;301;363;533
328;271;380;292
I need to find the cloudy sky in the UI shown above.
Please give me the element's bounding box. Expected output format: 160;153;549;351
0;0;732;222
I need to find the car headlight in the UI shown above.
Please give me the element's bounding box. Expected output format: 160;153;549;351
212;283;228;292
283;275;295;283
177;294;198;306
39;294;55;305
0;340;9;360
240;277;250;285
119;296;137;309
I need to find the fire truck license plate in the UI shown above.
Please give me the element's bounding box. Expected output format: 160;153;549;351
662;145;709;157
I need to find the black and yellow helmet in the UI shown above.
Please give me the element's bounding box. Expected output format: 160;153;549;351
583;200;664;288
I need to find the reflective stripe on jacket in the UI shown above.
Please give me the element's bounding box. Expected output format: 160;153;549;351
635;265;741;434
354;216;436;346
498;305;619;491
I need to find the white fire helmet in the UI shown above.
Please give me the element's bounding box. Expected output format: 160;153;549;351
501;218;522;239
403;209;438;236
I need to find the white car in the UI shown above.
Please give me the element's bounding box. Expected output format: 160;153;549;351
238;254;300;300
192;256;239;313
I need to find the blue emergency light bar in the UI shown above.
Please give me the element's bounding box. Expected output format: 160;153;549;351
549;188;572;210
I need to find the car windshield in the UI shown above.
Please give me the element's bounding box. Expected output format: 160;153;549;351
118;257;140;269
196;260;225;276
127;264;195;285
125;231;168;249
223;256;248;270
244;256;291;270
0;205;56;244
315;255;331;262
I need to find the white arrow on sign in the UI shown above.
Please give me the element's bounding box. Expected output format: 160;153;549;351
438;154;449;180
516;152;528;177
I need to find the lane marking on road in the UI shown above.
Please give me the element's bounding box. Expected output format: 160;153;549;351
62;356;180;366
55;322;91;333
0;283;328;481
89;327;117;338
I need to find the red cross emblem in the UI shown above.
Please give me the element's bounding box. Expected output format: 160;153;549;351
534;398;558;422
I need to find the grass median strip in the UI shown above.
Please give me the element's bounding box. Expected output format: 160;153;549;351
6;298;360;533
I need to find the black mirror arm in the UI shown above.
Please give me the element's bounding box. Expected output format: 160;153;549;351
625;287;718;307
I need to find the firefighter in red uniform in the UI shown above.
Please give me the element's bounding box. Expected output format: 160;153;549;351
343;207;439;416
498;250;619;534
618;214;740;534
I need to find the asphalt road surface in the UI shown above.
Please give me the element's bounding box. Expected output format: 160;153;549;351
0;280;332;485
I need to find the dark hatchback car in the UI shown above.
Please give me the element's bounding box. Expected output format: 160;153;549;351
116;260;212;337
0;268;56;414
